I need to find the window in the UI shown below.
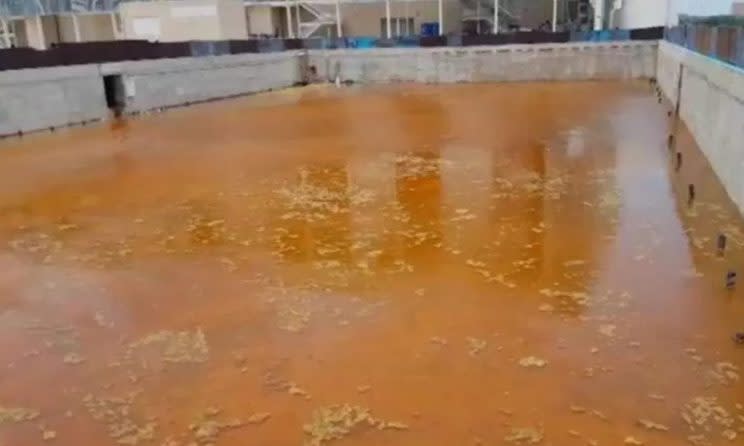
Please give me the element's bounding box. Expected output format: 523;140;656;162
379;17;416;38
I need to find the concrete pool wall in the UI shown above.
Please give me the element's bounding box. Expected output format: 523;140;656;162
0;51;304;137
657;40;744;215
0;41;656;138
309;41;657;84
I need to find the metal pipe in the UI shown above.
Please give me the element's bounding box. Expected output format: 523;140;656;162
335;0;342;37
438;0;443;35
295;0;301;38
35;15;45;49
593;0;603;31
285;4;294;38
110;12;117;39
385;0;391;38
552;0;557;32
476;1;480;34
493;0;498;34
71;14;81;42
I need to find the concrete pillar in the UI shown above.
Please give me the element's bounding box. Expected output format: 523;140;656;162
72;14;81;42
37;16;45;47
552;0;557;32
476;2;481;34
285;4;294;38
110;12;118;39
335;0;342;37
295;1;301;38
593;0;603;31
493;0;499;33
385;0;391;38
709;27;718;58
0;17;10;48
25;16;46;49
438;0;443;35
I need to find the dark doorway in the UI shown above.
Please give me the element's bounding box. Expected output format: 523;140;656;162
103;74;126;117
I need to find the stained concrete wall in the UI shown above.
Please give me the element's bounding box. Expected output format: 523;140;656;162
101;51;304;113
657;40;744;213
309;41;657;84
0;65;108;137
0;52;302;137
1;42;657;138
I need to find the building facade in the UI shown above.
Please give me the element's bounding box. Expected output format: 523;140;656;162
1;0;600;49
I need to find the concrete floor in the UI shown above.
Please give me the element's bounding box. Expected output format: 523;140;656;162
0;82;742;446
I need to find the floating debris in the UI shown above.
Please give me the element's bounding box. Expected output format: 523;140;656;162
518;357;547;368
637;419;669;431
591;410;609;422
467;337;487;356
190;417;243;444
538;304;554;312
378;421;409;430
357;385;371;394
42;430;57;441
0;406;39;423
246;412;271;425
707;362;739;386
63;353;86;365
128;329;209;364
465;259;487;268
538;288;589;309
288;383;311;399
303;405;408;446
504;426;544;444
82;392;155;445
94;312;115;328
624;436;644;445
570;405;586;414
430;337;448;346
681;396;737;445
733;333;744;345
598;324;616;337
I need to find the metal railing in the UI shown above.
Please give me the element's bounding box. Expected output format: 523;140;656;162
0;26;663;72
666;23;744;68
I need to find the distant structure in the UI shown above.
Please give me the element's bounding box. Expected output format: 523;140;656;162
0;0;610;49
609;0;742;28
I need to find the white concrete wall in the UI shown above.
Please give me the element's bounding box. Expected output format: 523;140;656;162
0;65;108;137
668;0;736;25
657;40;744;213
119;0;247;42
616;0;668;29
309;41;657;84
246;6;275;35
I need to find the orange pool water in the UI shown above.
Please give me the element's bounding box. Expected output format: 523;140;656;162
0;81;742;446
